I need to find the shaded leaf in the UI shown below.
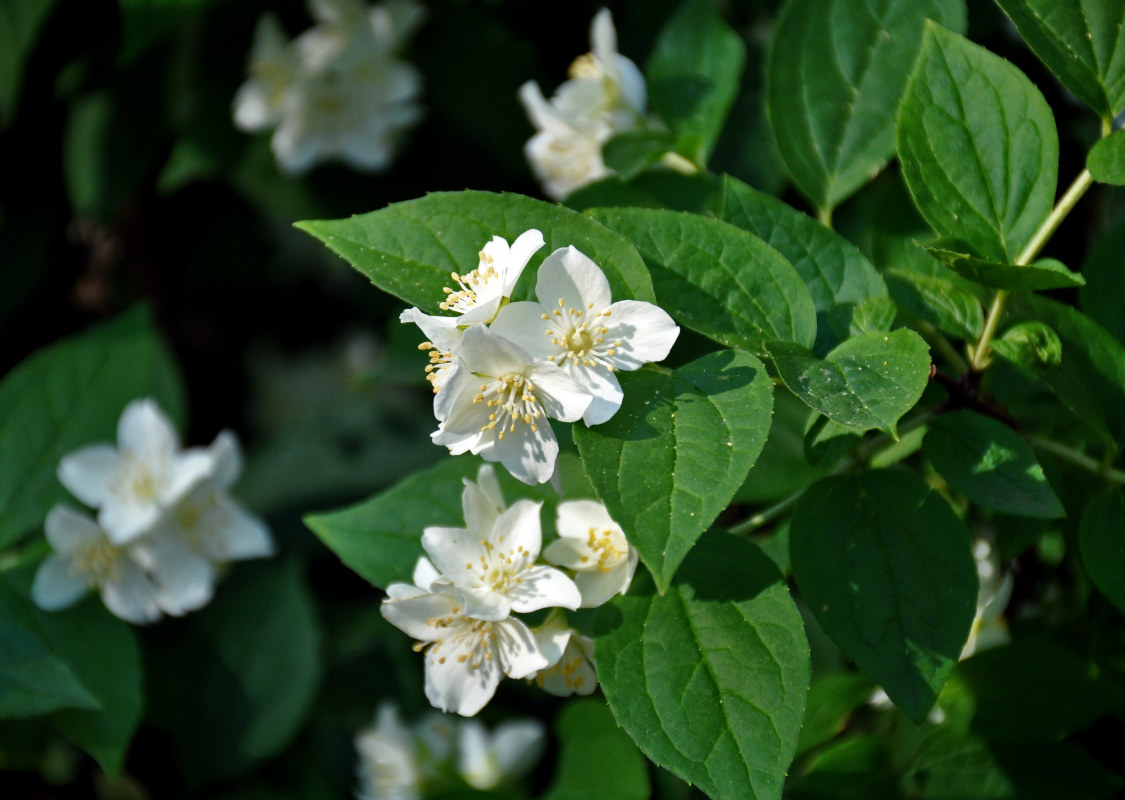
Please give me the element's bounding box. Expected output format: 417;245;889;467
1088;129;1125;185
885;268;983;341
795;673;876;757
603;129;677;181
1080;488;1125;615
543;700;650;800
927;247;1085;290
0;0;57;127
1079;221;1125;343
991;321;1062;375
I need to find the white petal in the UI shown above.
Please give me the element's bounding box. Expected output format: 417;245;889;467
57;446;119;508
556;498;619;539
535;246;612;314
424;640;501;717
457;721;496;789
461;465;506;535
100;559;162;624
31;554;91;611
488;302;557;361
491;720;546;779
571;365;623;426
575;562;632;607
401;307;462;351
117;398;179;458
494;420;559;485
601;300;679;370
542;537;588;571
507;565;581;614
494;617;549;679
454;585;512;622
385;581;428;600
528;362;591;423
98;500;162;546
421;525;482;587
531;618;572;668
614;54;647;113
147;540;216;616
43;505;103;553
207;431;243;490
381;590;461;642
501;229;546;296
590;8;618;67
458;325;531;379
412;556;442;591
161;449;219;507
492;499;544;560
202;500;274;561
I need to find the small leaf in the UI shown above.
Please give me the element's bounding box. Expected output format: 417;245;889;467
885;268;984;341
588;207;817;355
543;700;650;800
602;129;677;181
766;329;932;437
1088;129;1125;185
647;0;746;163
1080;488;1125;615
926;247;1086;290
991;321;1062;374
924;411;1064;518
790;470;978;723
768;0;966;212
0;307;186;549
296;191;655;313
994;0;1125;120
574;350;773;592
595;531;809;800
898;23;1058;262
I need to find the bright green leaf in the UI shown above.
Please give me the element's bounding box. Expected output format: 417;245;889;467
885;268;984;341
543;700;650;800
924;411;1064;518
769;0;966;213
647;0;746;163
994;0;1125;120
790;470;977;723
588;207;817;355
296;191;655;313
898;22;1058;262
766;329;931;437
1080;488;1125;615
595;531;809;800
1088;129;1125;184
0;307;185;550
926;247;1085;290
575;350;773;591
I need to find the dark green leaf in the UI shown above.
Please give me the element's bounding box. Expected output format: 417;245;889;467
595;531;809;800
924;410;1064;518
296;191;655;313
926;247;1085;290
575;350;773;591
790;470;977;723
588;207;817;355
994;0;1125;119
1080;488;1125;614
766;329;932;437
885;268;984;341
795;673;876;757
646;0;746;163
787;735;902;800
737;390;828;505
602;129;677;181
119;0;210;62
991;321;1062;374
565;172;723;215
827;297;898;342
0;0;57;127
1079;221;1125;343
1088;129;1125;184
543;700;650;800
769;0;966;212
804;416;863;468
898;23;1058;262
0;307;186;549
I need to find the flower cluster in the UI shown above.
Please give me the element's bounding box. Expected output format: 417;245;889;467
519;8;648;200
32;399;273;624
233;0;425;175
355;701;544;800
401;228;679;485
379;466;636;716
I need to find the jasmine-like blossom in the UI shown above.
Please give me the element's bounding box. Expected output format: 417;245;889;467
431;325;591;485
543;499;638;607
457;718;545;790
519;8;647;199
491;245;679;425
527;615;597;697
31;505;162;625
57;399;218;545
232;14;301;134
354;701;458;800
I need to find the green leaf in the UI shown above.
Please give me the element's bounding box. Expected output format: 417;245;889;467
565;172;723;215
0;307;186;550
0;0;57;127
991;321;1062;374
768;0;966;213
1088;129;1125;184
1079;221;1125;343
787;735;901;800
543;700;650;800
718;176;886;351
795;673;876;757
305;456;564;590
790;470;977;723
646;0;746;163
602;129;677;181
296;191;655;313
1080;488;1125;615
924;410;1064;518
994;0;1125;120
149;561;322;783
594;531;809;800
766;329;932;437
827;297;898;342
588;207;817;355
897;23;1059;262
575;350;773;591
737;390;828;505
884;268;984;341
926;247;1086;290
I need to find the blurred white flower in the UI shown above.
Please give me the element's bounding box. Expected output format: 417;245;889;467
233;0;425;175
961;538;1013;659
519;8;647;199
457;718;545;790
431;325;590;485
354;702;432;800
31;505;162;625
57;399;217;545
491;245;679;425
544;499;637;607
527;615;597;697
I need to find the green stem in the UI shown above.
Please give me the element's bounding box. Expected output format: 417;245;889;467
727;491;805;536
918;320;971;376
970;168;1096;371
1029;436;1125;485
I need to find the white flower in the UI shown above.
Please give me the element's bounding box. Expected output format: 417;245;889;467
457;718;545;790
491;245;679;425
57;399;218;545
435;229;545;326
31;505;162;625
543;499;638;607
961;538;1013;660
431;325;591;485
519;8;647;199
380;586;553;716
527;615;597;697
354;703;423;800
399;307;463;397
232;14;301;133
130;432;274;617
422;498;581;622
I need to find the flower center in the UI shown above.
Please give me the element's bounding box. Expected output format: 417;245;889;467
473;374;541;440
586;526;625;573
543;298;620;368
71;539;124;585
568;53;603;80
423;615;496;671
440;251;500;314
466;537;532;593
